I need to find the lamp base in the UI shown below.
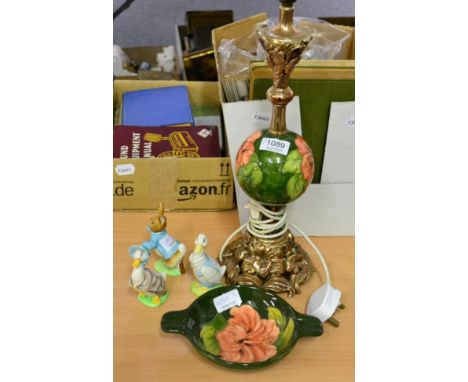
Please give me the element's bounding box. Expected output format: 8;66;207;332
220;230;314;297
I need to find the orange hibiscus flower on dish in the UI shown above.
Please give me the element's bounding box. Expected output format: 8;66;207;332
235;131;262;171
295;136;314;182
216;305;280;363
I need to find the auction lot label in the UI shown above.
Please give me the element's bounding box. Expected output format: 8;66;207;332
259;138;290;155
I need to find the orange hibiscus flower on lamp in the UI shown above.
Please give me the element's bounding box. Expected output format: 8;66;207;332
235;131;263;172
216;305;280;363
295;136;314;183
236;141;254;170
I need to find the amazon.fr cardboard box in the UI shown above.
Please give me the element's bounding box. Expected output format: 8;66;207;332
113;80;235;211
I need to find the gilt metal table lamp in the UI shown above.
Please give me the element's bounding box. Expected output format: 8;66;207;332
219;0;316;297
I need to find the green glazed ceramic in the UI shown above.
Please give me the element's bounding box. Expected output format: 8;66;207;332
235;129;314;205
137;291;169;307
161;285;323;369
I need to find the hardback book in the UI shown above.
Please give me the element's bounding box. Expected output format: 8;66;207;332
249;60;355;183
121;86;194;127
113;125;221;159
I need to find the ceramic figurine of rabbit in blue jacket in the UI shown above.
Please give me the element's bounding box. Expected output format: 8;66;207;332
131;202;186;276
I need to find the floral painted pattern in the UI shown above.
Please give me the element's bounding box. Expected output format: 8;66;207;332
236;131;262;171
199;304;295;364
294;136;314;183
295;136;314;183
235;130;314;204
216;305;279;363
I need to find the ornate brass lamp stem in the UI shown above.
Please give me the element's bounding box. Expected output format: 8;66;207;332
257;0;312;135
270;105;287;136
276;2;294;33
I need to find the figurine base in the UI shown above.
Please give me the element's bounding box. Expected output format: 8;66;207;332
137;291;169;307
220;230;314;297
190;281;222;297
155;259;181;277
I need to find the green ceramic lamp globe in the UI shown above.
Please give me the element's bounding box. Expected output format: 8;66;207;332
235;128;314;205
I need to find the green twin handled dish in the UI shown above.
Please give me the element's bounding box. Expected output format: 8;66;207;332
161;285;323;369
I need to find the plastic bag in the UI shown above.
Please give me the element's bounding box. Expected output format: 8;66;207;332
218;39;258;80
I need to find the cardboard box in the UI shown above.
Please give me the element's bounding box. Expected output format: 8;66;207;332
212;13;355;102
113;80;235;211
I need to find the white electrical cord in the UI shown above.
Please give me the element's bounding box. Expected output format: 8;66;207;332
288;220;330;283
219;199;343;324
246;201;288;238
218;200;330;283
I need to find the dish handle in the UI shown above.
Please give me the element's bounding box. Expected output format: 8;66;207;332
295;313;324;337
161;309;189;335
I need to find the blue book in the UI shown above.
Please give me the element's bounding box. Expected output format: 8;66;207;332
122;86;194;127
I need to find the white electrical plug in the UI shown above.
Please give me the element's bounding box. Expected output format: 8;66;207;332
306;282;344;326
287;220;345;326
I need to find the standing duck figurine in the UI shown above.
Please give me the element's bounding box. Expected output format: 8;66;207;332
141;202;187;276
128;246;168;307
189;234;226;296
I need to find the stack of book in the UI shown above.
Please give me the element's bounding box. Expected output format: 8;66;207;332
113;85;223;159
113;125;220;159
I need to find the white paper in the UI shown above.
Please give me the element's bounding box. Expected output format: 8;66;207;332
222;97;302;149
115;164;135;176
252;110;271;129
236;184;355;236
321;102;355;184
287;184;355;236
213;289;242;313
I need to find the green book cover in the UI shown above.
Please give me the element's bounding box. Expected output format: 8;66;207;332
251;79;355;183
